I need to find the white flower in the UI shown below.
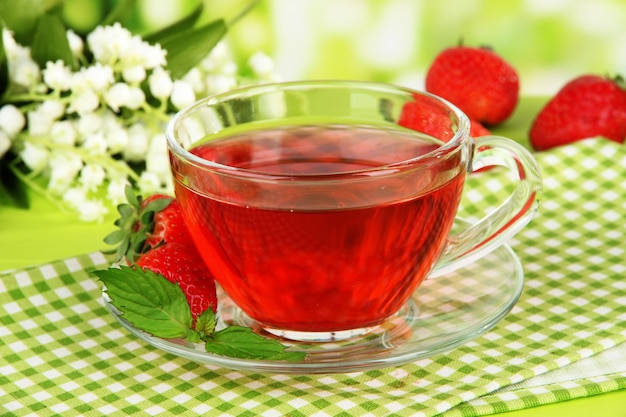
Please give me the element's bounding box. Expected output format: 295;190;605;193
20;142;49;171
75;197;109;222
123;123;150;162
104;125;129;154
82;131;108;155
146;151;171;183
38;100;66;120
139;42;167;69
27;108;54;136
137;171;163;194
148;67;173;100
182;68;205;94
205;74;237;94
1;29;18;56
84;63;115;92
12;56;40;87
87;22;166;71
0;131;11;158
68;89;100;115
170;80;196;110
87;23;134;65
201;41;231;72
49;151;83;174
148;133;167;154
42;60;73;91
66;30;84;57
107;178;130;205
0;104;26;137
50;120;78;146
249;51;275;79
122;65;146;83
48;170;75;194
104;82;131;112
104;83;145;111
48;152;83;193
63;187;111;221
178;113;215;145
146;133;170;182
63;187;87;207
0;24;260;222
126;86;146;110
79;164;106;190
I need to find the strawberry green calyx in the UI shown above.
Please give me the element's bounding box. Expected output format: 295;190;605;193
102;186;172;264
613;74;626;90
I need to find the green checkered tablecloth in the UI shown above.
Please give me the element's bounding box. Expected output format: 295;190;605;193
1;138;626;416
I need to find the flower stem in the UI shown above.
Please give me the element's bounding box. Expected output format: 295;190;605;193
229;0;261;27
8;162;69;213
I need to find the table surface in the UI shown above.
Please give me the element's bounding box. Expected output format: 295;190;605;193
1;97;625;416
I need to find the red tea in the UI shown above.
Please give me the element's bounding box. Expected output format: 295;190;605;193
173;125;466;333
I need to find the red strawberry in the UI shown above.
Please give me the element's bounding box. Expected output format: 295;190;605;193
399;97;490;140
141;194;195;249
104;187;219;319
425;45;519;126
105;188;195;263
470;119;491;138
529;75;626;151
398;95;455;141
136;243;218;317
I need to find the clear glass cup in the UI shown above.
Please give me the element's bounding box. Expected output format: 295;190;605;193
166;80;541;342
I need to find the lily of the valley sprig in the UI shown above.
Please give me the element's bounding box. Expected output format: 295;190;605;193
0;0;275;221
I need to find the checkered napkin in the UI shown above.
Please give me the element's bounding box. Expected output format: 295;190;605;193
1;138;625;417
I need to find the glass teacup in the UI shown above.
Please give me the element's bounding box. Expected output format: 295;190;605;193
166;81;541;342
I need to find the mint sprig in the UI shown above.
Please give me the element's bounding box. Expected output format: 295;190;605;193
92;266;306;362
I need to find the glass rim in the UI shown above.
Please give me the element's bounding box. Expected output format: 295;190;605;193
165;80;472;178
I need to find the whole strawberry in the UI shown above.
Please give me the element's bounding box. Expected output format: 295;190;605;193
136;242;218;317
104;188;194;262
104;187;218;318
529;75;626;151
425;45;519;126
398;94;491;140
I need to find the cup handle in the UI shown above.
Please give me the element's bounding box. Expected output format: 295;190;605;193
429;136;542;278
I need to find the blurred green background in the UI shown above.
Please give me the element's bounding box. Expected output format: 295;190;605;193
63;0;626;95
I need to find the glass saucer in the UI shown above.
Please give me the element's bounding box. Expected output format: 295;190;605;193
104;243;523;374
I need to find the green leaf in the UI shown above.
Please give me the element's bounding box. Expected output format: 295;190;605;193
195;308;218;337
0;26;9;101
143;2;204;45
92;266;194;339
31;14;74;69
101;0;137;26
0;0;58;45
142;196;172;213
205;327;306;361
124;184;139;208
160;19;227;80
0;164;30;208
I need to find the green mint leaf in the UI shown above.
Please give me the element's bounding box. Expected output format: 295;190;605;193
205;327;306;361
195;308;218;337
92;266;194;340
